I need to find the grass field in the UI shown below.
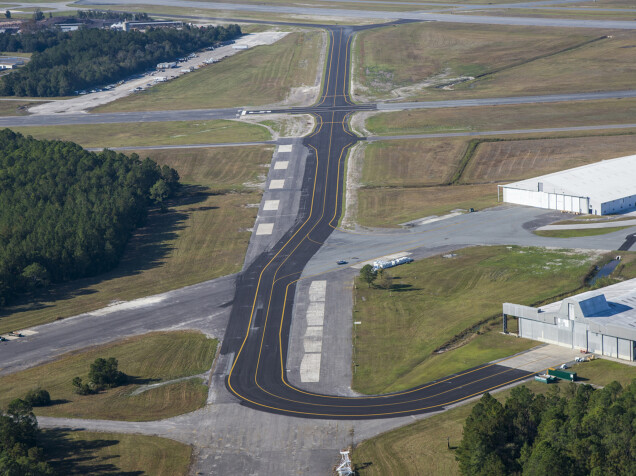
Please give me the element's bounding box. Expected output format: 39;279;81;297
535;226;633;238
357;183;497;227
11;120;270;148
42;430;192;476
354;134;636;227
353;22;634;102
352;246;604;394
0;100;44;115
362;99;636;136
97;30;324;112
461;134;636;183
0;145;273;333
353;380;551;476
0;331;216;421
569;359;636;387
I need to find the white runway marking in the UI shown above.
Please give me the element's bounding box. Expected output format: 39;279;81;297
269;179;285;189
263;200;280;211
274;161;289;170
277;144;293;153
256;223;274;235
303;326;323;353
300;353;321;382
306;302;325;326
300;280;327;383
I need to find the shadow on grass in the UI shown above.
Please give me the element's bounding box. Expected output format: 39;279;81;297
40;428;143;475
126;375;161;386
0;185;211;325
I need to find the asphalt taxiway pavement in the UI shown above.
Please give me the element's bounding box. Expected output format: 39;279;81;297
219;24;536;420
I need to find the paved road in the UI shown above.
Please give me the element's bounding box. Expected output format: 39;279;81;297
366;123;636;142
0;274;236;376
77;0;636;29
2;90;635;128
217;24;534;420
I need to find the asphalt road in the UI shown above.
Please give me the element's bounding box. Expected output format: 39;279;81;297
2;90;635;128
77;0;636;29
220;24;532;420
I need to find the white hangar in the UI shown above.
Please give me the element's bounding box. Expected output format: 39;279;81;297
503;278;636;361
498;154;636;215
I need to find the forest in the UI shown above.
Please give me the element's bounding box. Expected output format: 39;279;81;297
0;129;179;307
456;381;636;475
0;23;241;96
0;399;54;474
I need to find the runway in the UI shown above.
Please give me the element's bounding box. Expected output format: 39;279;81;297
221;24;533;419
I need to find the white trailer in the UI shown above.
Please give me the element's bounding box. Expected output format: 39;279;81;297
372;256;413;271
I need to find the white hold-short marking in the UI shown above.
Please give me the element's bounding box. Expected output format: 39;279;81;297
303;326;323;353
256;223;274;235
300;353;321;382
269;179;285;189
263;200;280;211
306;302;325;326
274;161;289;170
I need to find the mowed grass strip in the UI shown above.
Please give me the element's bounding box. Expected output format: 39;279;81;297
41;429;192;476
0;146;272;332
363;98;636;136
0;100;45;116
353;22;597;102
0;331;216;421
10;120;270;148
535;226;634;238
97;30;324;112
569;359;636;388
352;246;601;395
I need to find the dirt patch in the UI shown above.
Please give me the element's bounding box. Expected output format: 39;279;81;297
241;113;315;139
341;142;367;230
349;110;378;137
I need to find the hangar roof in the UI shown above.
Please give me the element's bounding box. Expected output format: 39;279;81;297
540;277;636;332
502;154;636;204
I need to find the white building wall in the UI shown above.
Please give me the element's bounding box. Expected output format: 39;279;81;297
617;339;632;360
502;187;587;213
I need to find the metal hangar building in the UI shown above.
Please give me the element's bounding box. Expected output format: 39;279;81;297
498;154;636;215
503;278;636;361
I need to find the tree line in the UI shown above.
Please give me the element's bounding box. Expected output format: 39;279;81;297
0;129;180;307
76;10;151;21
0;23;241;96
456;381;636;475
0;399;54;474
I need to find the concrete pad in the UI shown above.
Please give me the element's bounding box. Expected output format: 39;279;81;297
306;302;325;326
300;353;321;382
255;223;274;235
263;200;280;211
274;161;289;170
269;179;285;189
496;344;585;373
277;144;293;153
